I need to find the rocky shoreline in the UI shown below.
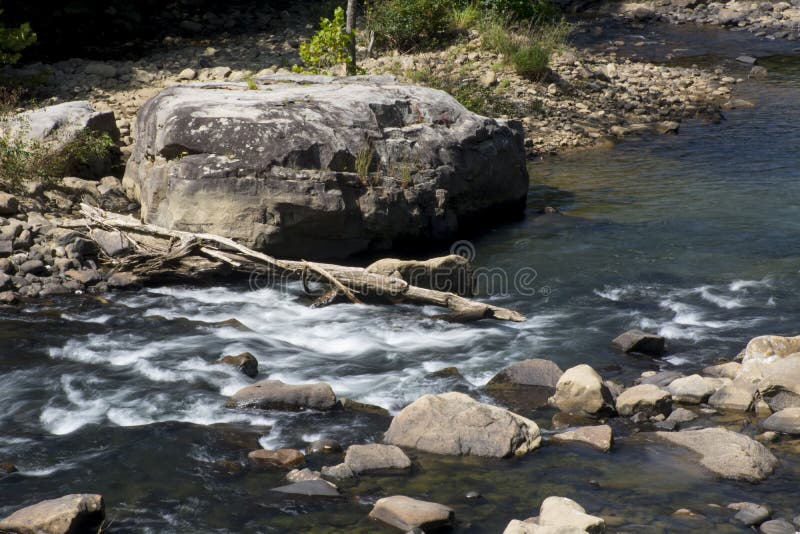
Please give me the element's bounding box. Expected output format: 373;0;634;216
3;330;800;532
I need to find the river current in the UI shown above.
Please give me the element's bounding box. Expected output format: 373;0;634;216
1;23;799;534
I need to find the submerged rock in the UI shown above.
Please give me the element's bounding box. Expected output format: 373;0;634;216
758;519;796;534
487;358;564;389
225;379;336;410
616;384;672;417
271;479;340;497
656;427;778;482
368;495;454;532
551;425;613;452
549;365;616;417
0;494;105;534
611;329;665;356
122;76;529;259
728;502;771;527
217;351;259;378
306;438;343;454
383;392;541;457
343;444;411;474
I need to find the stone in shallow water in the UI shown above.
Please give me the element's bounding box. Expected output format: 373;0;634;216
306;438;342;454
549;365;616;417
217;351;258;378
551;425;613;452
344;444;411;474
487;358;564;389
271;479;340;497
763;407;800;435
226;379;337;411
616;384;672;417
384;392;541;457
667;374;716;404
612;329;665;356
728;502;771;527
759;519;796;534
656;427;777;482
248;448;305;468
0;493;105;534
368;495;454;531
708;377;757;411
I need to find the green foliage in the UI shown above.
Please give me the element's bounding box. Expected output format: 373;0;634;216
0;2;36;65
0;109;115;193
456;0;560;21
403;64;543;117
244;73;258;90
293;6;355;75
367;0;452;52
450;2;481;32
479;18;569;79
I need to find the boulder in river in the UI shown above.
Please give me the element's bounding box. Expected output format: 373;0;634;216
0;494;105;534
383;392;541;457
225;379;336;410
742;335;800;363
549;364;616;417
756;353;800;411
708;376;758;412
504;496;605;533
368;495;454;532
611;329;665;356
217;351;259;378
616;384;672;417
763;407;800;435
551;424;613;452
248;448;305;468
487;358;564;389
667;374;716;404
271;479;340;497
656;427;777;482
758;519;796;534
343;444;411;474
728;502;772;527
122;75;529;259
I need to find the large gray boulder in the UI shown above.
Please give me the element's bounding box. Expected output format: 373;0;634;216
0;494;105;534
616;384;672;417
763;407;800;435
383;392;541;457
549;364;616;417
757;354;800;411
369;496;454;531
122;75;529;259
343;444;411;474
656;428;778;482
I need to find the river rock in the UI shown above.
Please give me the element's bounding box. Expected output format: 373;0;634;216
90;229;131;257
742;335;800;363
338;397;390;416
383;392;541;457
122;75;528;259
667;374;715;404
365;254;472;295
729;502;771;527
218;351;259;378
756;353;800;410
536;496;605;533
551;425;613;452
611;329;665;356
759;519;796;534
0;193;19;216
656;427;778;482
225;379;336;410
248;448;305;468
702;361;741;379
0;494;105;534
616;384;671;417
763;407;800;435
708;376;758;411
343;444;411;474
271;479;340;497
306;438;343;454
320;463;355;479
549;364;616;417
368;496;454;532
487;358;564;389
287;467;321;482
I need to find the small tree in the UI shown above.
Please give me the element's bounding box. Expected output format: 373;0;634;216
346;0;358;74
0;2;36;65
294;6;356;75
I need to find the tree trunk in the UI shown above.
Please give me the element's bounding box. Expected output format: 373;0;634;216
345;0;358;74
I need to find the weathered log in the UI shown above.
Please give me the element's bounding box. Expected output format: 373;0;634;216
76;204;525;322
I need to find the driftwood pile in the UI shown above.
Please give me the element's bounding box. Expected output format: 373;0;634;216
75;204;525;323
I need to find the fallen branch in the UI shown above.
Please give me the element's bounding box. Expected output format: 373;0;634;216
76;204;525;322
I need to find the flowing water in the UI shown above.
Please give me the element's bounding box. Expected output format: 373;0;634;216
2;25;800;533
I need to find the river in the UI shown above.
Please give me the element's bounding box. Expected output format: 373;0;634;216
1;22;799;533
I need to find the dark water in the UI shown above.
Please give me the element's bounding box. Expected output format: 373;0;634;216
2;34;800;534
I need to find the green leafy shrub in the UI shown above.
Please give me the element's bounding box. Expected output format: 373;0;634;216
293;6;354;75
0;115;116;193
0;2;36;65
480;18;569;79
367;0;452;52
460;0;560;21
